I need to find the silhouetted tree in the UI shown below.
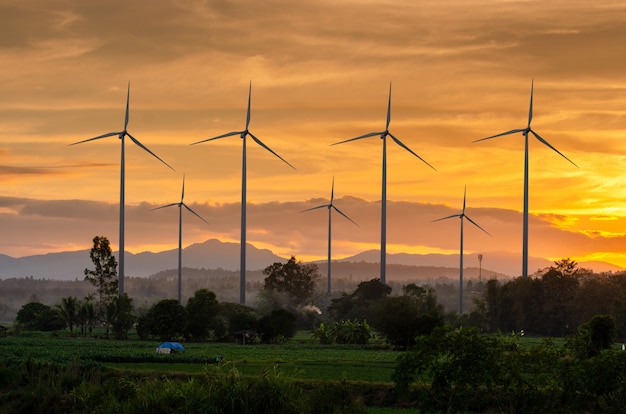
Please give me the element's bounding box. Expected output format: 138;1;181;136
328;278;392;322
186;288;219;341
108;293;135;340
262;256;320;308
56;296;79;333
15;301;64;331
374;284;445;348
141;299;187;341
257;308;297;343
84;236;118;321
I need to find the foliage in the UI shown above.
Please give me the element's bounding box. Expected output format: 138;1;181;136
77;298;96;337
476;260;626;339
0;357;371;414
84;236;118;321
262;256;320;308
185;288;219;341
108;293;135;340
140;299;187;340
373;286;445;348
56;296;79;333
257;309;297;343
328;279;392;322
312;320;372;345
15;301;65;331
567;314;616;359
392;324;626;413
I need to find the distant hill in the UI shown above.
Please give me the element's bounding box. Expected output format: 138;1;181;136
0;239;285;280
337;250;624;277
0;239;622;281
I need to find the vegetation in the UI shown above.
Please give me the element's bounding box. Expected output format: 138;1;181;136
260;256;321;311
474;259;626;340
7;247;626;412
393;324;626;413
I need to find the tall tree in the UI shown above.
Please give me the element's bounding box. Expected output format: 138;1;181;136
84;236;118;320
262;256;320;308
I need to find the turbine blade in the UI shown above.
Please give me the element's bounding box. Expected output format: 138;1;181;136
246;82;252;130
248;132;296;170
432;214;461;222
530;130;579;168
332;205;359;227
465;215;492;236
182;203;211;225
300;204;330;213
389;133;437;171
473;128;526;142
191;131;243;145
528;79;534;128
386;82;392;130
462;185;467;213
68;131;121;146
330;176;335;203
127;133;175;171
181;174;185;202
124;81;130;131
331;131;383;146
150;203;179;211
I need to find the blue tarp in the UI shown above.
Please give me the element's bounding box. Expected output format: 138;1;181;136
157;341;185;351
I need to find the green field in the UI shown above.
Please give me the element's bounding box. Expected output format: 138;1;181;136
0;333;400;384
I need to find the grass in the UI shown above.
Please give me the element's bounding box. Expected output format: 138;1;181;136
0;332;400;384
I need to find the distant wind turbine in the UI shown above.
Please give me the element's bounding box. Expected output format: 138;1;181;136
191;82;295;304
474;79;577;279
433;186;491;314
301;177;359;294
151;174;210;304
332;82;436;285
69;82;174;296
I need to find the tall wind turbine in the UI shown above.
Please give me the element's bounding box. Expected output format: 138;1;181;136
301;177;358;294
332;82;436;285
151;174;210;304
69;82;174;296
474;80;577;278
191;82;295;304
433;186;490;314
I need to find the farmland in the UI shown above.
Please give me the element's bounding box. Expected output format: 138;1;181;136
0;334;399;383
0;331;408;413
4;328;626;413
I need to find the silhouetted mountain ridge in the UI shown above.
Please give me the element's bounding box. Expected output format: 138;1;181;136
0;239;621;281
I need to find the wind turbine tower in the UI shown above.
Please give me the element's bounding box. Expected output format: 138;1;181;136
151;174;210;303
332;83;435;285
433;186;490;314
474;80;577;278
301;177;358;294
192;83;295;304
70;82;174;296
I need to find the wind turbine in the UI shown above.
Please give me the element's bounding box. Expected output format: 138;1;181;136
474;79;577;278
191;82;295;304
69;82;174;296
301;177;359;294
151;174;210;304
433;186;491;314
331;82;436;285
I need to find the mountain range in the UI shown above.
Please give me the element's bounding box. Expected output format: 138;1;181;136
0;238;622;281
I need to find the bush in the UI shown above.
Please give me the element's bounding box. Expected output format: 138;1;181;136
258;309;297;343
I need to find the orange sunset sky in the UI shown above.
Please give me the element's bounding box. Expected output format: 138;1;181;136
1;0;625;273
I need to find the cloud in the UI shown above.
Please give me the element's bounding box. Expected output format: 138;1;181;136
1;196;624;270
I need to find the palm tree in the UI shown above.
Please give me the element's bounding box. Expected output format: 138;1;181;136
56;296;79;333
78;299;96;337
